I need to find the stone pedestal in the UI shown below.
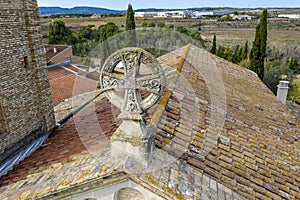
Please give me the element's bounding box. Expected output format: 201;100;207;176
110;120;155;166
100;48;165;170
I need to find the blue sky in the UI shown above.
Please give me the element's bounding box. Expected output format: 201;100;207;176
37;0;300;10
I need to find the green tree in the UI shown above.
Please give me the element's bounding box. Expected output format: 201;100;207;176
141;22;148;27
216;45;225;58
232;45;241;63
157;22;166;28
166;24;174;30
176;26;188;34
263;66;287;94
210;34;217;55
125;4;135;31
249;9;268;80
125;4;136;46
98;22;120;42
98;22;120;65
48;20;72;44
78;25;100;41
288;57;300;73
148;22;156;27
241;41;248;61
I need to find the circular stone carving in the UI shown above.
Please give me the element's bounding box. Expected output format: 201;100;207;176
115;187;145;200
100;47;165;117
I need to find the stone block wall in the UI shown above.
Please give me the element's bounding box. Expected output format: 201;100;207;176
0;0;55;159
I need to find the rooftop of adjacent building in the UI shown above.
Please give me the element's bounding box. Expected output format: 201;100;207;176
47;64;99;106
44;45;71;62
0;44;299;200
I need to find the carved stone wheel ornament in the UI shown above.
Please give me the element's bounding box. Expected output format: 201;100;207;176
100;47;165;120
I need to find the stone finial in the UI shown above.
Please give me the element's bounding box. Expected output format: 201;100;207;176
100;47;165;165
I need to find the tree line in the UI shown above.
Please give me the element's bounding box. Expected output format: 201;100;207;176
209;9;300;102
47;6;300;102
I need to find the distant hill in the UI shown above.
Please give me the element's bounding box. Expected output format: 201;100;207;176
39;6;300;16
38;6;125;16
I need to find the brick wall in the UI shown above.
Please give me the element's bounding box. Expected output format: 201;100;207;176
0;0;55;159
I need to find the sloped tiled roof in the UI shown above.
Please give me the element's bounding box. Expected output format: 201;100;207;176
64;65;83;73
0;45;299;199
86;71;100;81
44;45;69;62
48;66;98;106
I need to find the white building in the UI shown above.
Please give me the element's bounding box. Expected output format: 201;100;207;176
192;11;229;18
278;14;300;19
230;14;252;20
154;10;191;18
168;10;190;18
134;11;157;17
156;11;170;17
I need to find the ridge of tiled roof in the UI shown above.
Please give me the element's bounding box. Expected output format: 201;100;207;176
64;65;83;73
0;45;299;199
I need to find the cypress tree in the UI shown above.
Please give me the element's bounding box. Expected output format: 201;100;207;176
249;9;268;79
125;4;136;46
241;41;248;61
210;34;217;55
126;4;135;31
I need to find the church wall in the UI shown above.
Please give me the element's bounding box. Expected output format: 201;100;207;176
0;0;55;160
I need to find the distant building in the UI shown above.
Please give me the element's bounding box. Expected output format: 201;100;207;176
230;14;252;20
138;10;191;18
90;13;101;18
278;14;300;19
168;10;191;18
194;11;229;17
134;11;157;17
156;11;171;17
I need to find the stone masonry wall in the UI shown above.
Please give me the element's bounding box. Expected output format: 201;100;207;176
0;0;55;157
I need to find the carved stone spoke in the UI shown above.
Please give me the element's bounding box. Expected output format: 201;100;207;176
136;74;161;94
102;76;125;91
121;50;142;78
123;89;142;113
102;71;125;80
100;47;165;120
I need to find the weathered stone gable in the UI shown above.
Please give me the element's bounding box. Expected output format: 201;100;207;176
0;0;55;161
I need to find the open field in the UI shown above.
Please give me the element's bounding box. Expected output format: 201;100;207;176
201;28;300;49
41;16;300;49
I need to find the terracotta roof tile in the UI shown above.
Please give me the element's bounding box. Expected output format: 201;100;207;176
153;45;300;199
86;71;100;81
0;98;119;187
0;45;299;199
64;65;82;73
47;67;98;106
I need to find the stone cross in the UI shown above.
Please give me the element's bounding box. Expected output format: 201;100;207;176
100;47;165;165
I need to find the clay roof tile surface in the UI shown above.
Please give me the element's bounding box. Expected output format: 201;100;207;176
1;45;299;200
47;67;98;106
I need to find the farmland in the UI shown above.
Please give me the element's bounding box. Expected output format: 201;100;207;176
42;13;300;102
